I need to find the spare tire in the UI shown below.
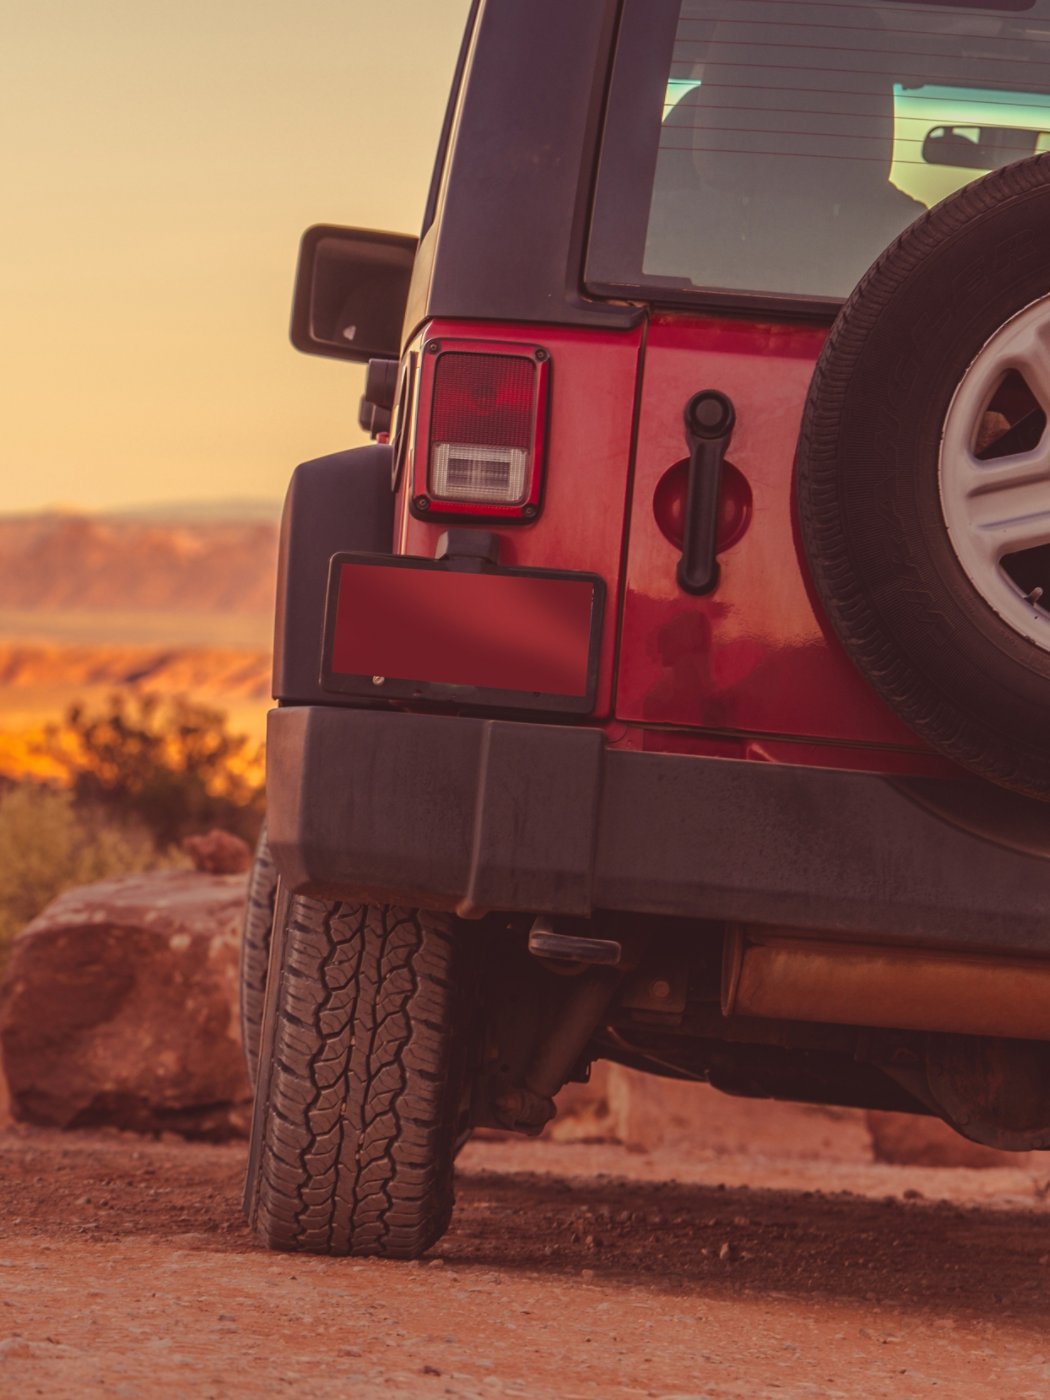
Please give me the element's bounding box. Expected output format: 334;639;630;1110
797;152;1050;800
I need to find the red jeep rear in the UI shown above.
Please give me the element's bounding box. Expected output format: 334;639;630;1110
244;0;1050;1258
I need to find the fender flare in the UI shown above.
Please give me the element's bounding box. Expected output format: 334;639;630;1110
272;445;395;704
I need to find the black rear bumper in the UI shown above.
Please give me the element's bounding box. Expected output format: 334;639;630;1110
266;706;1050;955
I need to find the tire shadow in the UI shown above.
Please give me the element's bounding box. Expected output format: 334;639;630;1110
447;1166;1050;1323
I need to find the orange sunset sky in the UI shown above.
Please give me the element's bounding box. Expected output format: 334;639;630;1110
2;1;471;515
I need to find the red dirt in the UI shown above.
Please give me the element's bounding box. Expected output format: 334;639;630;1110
2;1122;1050;1397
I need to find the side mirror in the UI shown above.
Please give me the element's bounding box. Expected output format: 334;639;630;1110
290;225;417;363
922;124;1041;171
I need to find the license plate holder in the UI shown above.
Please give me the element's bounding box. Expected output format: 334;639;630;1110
321;552;604;714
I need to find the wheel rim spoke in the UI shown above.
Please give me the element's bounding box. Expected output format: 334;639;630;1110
940;293;1050;645
964;454;1050;555
1005;317;1050;413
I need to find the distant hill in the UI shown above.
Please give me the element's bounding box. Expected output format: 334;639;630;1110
0;507;279;759
0;510;278;616
106;497;283;525
0;640;270;701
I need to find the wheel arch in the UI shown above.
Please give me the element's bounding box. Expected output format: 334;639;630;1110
272;445;395;705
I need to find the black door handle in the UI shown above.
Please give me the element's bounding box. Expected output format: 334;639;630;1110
677;389;735;596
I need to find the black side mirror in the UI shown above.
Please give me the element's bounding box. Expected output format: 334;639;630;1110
290;225;417;363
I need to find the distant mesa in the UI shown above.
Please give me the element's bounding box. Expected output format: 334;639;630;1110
0;503;281;618
105;497;283;525
0;642;271;700
3;497;283;525
0;501;278;766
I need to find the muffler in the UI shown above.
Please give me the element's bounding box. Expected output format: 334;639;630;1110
722;927;1050;1042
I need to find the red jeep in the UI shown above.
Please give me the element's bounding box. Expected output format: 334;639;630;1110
242;0;1050;1258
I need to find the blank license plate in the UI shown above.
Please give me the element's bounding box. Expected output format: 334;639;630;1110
321;553;603;712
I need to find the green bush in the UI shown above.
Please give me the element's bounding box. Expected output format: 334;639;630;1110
43;693;265;848
0;784;186;959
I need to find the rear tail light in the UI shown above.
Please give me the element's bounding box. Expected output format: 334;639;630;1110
410;340;549;521
431;442;528;503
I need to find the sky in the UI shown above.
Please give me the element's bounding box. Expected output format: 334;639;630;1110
1;0;472;514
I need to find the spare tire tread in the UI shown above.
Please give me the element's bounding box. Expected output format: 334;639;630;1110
797;152;1050;798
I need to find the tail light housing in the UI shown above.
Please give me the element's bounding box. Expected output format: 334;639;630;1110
409;339;550;522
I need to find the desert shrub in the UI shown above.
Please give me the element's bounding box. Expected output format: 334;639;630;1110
0;784;186;957
42;693;265;847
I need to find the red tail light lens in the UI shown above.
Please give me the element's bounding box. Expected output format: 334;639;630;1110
411;340;549;521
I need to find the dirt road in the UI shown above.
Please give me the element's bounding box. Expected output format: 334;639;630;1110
1;1123;1049;1398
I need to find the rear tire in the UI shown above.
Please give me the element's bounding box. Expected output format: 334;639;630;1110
246;895;468;1258
239;824;278;1089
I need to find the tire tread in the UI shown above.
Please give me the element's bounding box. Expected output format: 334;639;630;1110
249;896;461;1258
239;825;278;1088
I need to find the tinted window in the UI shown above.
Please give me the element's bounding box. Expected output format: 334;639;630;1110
590;0;1050;306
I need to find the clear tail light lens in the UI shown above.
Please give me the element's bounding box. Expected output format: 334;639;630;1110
431;443;529;503
411;340;549;521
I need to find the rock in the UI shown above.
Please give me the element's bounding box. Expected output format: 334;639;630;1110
0;1041;11;1131
0;870;251;1139
180;829;252;875
552;1065;1033;1168
866;1110;1032;1169
555;1063;873;1161
546;1062;615;1142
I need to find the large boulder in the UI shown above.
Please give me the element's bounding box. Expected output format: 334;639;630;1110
553;1067;1032;1167
551;1063;873;1161
181;828;252;875
866;1110;1033;1169
0;871;251;1140
604;1066;874;1160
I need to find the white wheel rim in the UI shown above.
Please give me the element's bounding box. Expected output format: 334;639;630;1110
940;293;1050;650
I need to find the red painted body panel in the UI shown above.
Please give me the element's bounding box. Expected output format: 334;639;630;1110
394;315;959;780
397;319;643;719
617;313;930;751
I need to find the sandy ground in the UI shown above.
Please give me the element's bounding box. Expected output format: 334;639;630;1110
2;1126;1050;1398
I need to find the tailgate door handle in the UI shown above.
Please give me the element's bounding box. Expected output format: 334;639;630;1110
677;390;735;596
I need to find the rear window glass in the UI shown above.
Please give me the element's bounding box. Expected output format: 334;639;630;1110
591;0;1050;306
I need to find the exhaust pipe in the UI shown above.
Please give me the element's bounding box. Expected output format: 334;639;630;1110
722;927;1050;1042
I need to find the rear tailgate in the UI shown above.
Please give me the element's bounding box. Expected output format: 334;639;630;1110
614;311;921;749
